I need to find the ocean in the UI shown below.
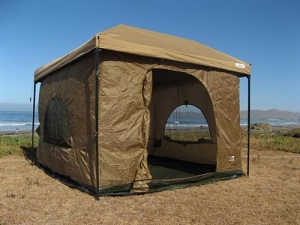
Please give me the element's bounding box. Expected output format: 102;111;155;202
240;118;300;127
0;111;299;133
0;111;39;132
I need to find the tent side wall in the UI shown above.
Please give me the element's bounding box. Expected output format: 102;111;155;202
37;52;97;189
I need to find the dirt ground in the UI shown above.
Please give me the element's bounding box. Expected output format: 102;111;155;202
0;147;299;225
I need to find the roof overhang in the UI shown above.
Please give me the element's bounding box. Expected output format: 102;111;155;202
34;24;251;81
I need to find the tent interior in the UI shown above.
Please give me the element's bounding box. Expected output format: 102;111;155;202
146;69;217;182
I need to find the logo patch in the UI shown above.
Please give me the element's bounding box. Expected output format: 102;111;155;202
235;63;246;69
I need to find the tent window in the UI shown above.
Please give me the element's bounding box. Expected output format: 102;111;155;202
164;105;212;144
44;96;73;148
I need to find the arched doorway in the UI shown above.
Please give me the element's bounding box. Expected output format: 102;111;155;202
147;69;217;180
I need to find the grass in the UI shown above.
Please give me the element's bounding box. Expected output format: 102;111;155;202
164;128;211;142
0;134;38;158
1;130;299;224
0;128;299;159
1;146;299;224
166;127;300;154
243;133;300;154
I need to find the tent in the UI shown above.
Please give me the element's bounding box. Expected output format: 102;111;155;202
33;25;251;196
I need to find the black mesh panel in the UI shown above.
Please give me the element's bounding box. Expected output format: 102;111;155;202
44;96;72;148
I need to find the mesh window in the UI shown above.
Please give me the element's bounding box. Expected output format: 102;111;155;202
164;105;212;143
44;96;73;148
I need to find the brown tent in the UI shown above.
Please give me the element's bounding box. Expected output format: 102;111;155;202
33;25;251;195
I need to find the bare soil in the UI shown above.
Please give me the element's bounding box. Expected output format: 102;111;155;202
0;148;299;225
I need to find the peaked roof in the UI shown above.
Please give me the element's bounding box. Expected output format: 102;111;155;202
35;25;251;81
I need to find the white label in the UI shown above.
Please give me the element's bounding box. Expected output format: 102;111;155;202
229;156;235;162
235;63;245;69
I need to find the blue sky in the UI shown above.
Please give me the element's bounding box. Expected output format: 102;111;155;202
0;0;299;112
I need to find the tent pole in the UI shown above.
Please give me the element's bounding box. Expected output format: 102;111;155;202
94;48;101;199
247;76;251;177
31;82;37;155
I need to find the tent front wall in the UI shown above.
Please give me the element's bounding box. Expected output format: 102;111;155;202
98;51;242;193
37;50;243;194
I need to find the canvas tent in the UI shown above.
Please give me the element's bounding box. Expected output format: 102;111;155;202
33;24;251;196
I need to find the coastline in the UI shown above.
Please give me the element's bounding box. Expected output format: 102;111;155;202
1;124;299;136
0;131;36;136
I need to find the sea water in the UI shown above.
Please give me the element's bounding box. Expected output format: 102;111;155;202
240;118;300;127
0;111;299;133
0;111;39;132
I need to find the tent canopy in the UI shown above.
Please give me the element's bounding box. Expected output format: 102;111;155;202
35;24;250;81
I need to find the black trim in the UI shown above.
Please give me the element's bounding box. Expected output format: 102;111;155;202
31;82;37;165
247;76;251;177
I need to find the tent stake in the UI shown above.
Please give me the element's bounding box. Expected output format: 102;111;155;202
247;76;251;177
31;81;37;165
94;48;101;199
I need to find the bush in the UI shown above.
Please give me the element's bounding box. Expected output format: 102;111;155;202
250;123;272;133
284;128;300;138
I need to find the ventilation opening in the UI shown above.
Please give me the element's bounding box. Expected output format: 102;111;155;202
44;96;73;148
164;105;212;144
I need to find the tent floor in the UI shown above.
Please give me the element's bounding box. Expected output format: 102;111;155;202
148;156;216;180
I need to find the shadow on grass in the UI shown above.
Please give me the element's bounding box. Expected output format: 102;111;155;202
20;146;98;198
21;146;37;165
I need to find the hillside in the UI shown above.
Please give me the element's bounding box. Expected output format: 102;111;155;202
240;109;300;121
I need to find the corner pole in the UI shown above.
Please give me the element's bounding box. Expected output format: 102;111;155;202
247;76;251;177
94;48;101;199
31;81;37;151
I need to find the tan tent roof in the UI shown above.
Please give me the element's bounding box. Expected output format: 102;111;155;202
34;24;251;81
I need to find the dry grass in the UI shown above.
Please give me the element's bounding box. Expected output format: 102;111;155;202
1;146;299;224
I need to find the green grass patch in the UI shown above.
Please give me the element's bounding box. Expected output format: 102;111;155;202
243;133;300;154
0;134;39;158
165;128;211;142
165;128;300;154
1;130;299;159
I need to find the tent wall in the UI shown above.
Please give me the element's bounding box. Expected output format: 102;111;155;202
97;51;243;192
98;51;154;192
37;52;97;189
147;66;242;172
36;50;243;194
207;70;243;172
